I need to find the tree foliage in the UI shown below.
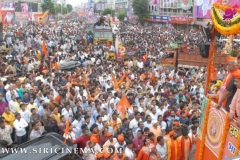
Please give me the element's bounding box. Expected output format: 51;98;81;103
102;8;115;16
55;4;73;14
41;0;55;14
117;11;126;21
132;0;149;25
66;4;73;12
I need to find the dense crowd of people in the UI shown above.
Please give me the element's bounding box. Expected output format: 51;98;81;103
0;17;239;160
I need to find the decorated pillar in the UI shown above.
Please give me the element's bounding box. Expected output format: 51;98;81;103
204;29;216;96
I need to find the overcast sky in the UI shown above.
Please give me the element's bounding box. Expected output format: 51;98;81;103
66;0;88;7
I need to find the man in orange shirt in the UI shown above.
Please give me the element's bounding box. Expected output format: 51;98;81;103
177;129;192;160
90;123;107;144
167;131;179;160
217;57;239;111
150;120;162;145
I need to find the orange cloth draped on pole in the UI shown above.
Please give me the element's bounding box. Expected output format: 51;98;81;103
116;95;130;118
167;139;179;160
177;136;192;160
64;117;70;144
112;73;126;92
42;40;49;58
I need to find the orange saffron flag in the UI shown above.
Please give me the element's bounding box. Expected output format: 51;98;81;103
116;95;130;117
42;40;49;58
64;117;70;144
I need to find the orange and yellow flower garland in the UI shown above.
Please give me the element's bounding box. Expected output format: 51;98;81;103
198;98;212;160
211;10;240;35
234;132;240;156
211;3;240;35
217;113;230;160
213;3;240;13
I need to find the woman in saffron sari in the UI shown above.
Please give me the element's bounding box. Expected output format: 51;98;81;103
137;137;161;160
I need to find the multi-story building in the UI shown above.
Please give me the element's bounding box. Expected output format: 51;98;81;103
105;0;115;9
147;0;193;26
115;0;128;13
114;0;133;15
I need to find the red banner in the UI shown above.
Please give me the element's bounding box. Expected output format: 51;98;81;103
170;16;193;24
2;10;14;25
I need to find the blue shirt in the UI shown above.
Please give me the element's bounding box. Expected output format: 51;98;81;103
80;101;89;111
166;116;180;126
34;99;40;107
22;97;30;103
38;105;44;117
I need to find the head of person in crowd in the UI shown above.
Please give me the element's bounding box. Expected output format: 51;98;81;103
0;118;5;129
226;56;238;72
90;123;99;134
169;130;177;139
125;140;133;149
148;132;155;142
15;112;21;120
157;136;164;146
173;120;180;131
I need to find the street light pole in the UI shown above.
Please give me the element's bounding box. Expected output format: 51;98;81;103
61;2;63;15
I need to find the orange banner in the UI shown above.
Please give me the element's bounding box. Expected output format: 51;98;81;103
2;10;14;25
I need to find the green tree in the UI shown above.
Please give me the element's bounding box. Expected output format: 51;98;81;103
41;0;55;14
102;8;115;16
62;6;68;14
66;4;73;12
132;0;149;25
117;10;126;21
55;4;62;13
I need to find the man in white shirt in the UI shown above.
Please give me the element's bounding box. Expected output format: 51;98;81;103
157;104;166;117
158;115;167;136
156;136;167;160
83;137;102;160
144;115;153;129
125;140;136;159
103;132;118;148
0;119;13;146
13;113;28;145
6;86;19;103
137;60;144;69
114;135;126;150
9;95;19;114
61;104;73;121
96;115;103;130
129;112;142;133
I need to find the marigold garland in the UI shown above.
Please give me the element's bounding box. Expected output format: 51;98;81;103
198;98;211;160
217;113;230;160
213;2;240;13
213;7;240;26
211;9;240;35
211;3;240;35
234;132;240;156
213;7;240;27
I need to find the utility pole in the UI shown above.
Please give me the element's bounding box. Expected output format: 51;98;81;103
61;0;63;16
